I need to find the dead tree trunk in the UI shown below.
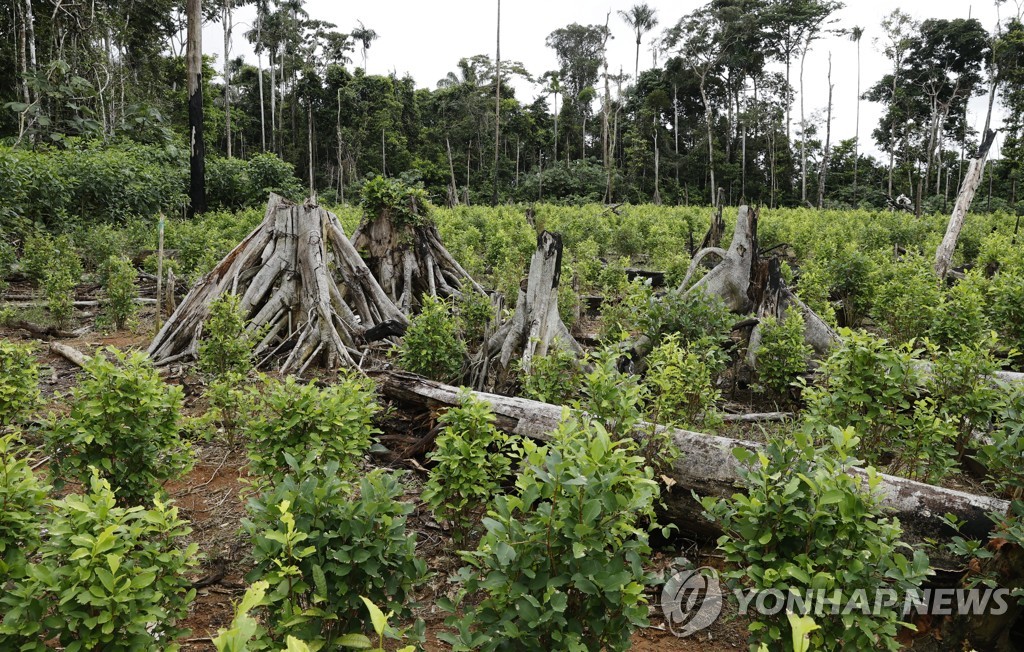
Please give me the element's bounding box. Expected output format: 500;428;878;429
350;202;485;314
935;129;996;279
149;194;407;372
473;231;582;387
378;371;1008;567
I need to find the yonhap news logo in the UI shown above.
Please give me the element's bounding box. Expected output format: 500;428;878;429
660;565;1012;638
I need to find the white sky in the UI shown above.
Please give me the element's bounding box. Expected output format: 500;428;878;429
206;0;1010;161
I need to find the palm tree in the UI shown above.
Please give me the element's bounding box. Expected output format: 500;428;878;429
619;3;658;84
351;20;378;71
849;26;865;190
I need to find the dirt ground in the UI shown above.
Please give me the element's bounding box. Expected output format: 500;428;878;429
0;306;971;650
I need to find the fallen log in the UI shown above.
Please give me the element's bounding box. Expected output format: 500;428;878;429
377;371;1008;567
50;342;89;368
6;321;90;339
720;411;794;423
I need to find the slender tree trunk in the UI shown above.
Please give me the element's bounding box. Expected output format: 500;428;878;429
269;48;277;153
854;37;861;191
799;42;809;204
223;0;233;157
935;130;997;279
673;83;680;193
24;0;35;81
17;0;30;106
187;0;206;217
817;55;833;209
492;0;501;206
446;137;459;207
553;90;558;163
700;79;716;207
308;101;315;199
634;37;640;85
257;50;266;151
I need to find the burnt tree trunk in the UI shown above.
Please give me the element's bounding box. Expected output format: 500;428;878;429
149;194;407;372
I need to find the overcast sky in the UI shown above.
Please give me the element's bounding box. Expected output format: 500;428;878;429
207;0;1009;161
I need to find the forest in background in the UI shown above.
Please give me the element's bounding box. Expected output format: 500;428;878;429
3;0;1024;217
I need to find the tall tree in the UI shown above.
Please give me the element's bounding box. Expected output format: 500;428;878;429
763;0;843;143
849;25;864;190
187;0;206;216
493;0;501;205
351;20;378;71
618;3;658;84
664;8;732;206
869;9;918;197
545;22;610;160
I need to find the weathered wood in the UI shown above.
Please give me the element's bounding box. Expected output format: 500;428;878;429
378;371;1008;566
720;411;794;423
935;130;997;280
149;195;407;371
50;342;88;368
350;201;485;313
474;231;581;388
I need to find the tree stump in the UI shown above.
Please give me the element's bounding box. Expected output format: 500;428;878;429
350;184;485;314
148;194;407;372
472;231;582;388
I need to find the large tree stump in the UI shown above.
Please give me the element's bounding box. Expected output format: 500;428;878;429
472;231;582;388
149;194;407;372
350;189;485;314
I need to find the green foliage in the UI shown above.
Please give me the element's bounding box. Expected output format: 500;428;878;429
520;346;581;405
441;416;660;651
0;339;41;426
162;208;266;282
580;345;647;439
20;233;81;284
396;295;466;381
987;271;1024;351
360;176;432;228
645;333;721;431
245;374;379;482
0;142;188;237
756;306;812;397
924;336;1005;459
206;153;304;210
198;293;259;379
703;426;931;651
43;267;76;327
73;221;149;272
212;581;271;651
0;238;14;295
48;348;191;505
599;278;651;342
873;254;941;343
98;255;138;330
641;289;733;358
454;290;493;342
421;392;514;541
977;389;1024;495
0;433;48;579
0;470;198;651
929;271;990;349
243;459;427;646
201;372;259;448
803;331;958;481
